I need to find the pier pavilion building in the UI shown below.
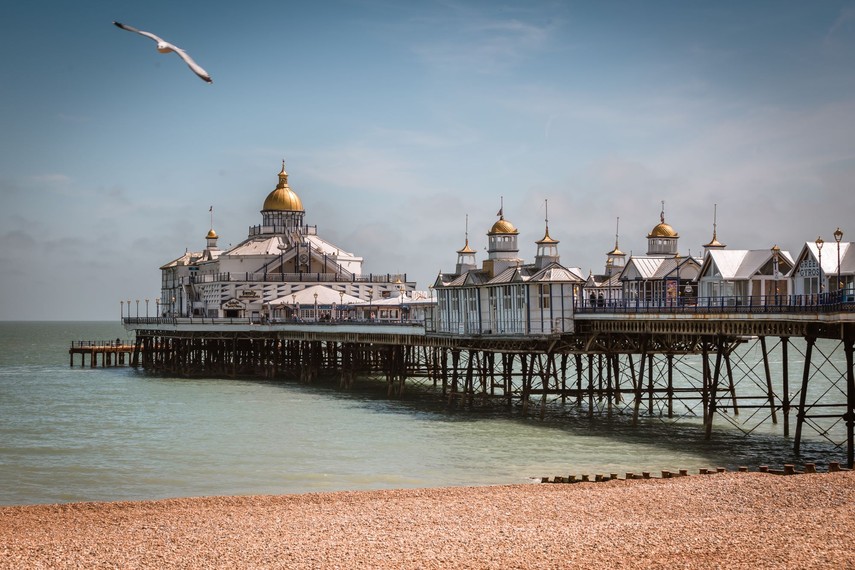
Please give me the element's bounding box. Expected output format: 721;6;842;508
697;246;794;304
433;210;584;335
159;162;414;321
791;237;854;299
611;207;701;306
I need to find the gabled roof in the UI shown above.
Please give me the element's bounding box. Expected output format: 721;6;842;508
703;250;746;279
621;256;666;280
529;263;585;283
306;234;359;259
440;269;490;287
223;236;287;257
791;241;852;276
160;250;202;270
488;266;538;285
655;257;701;280
701;249;794;280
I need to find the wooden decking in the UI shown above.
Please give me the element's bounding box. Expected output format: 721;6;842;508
69;340;135;367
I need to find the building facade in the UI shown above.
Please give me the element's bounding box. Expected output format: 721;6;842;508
159;162;414;320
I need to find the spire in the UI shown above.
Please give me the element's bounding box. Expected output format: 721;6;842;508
277;158;289;188
455;214;477;274
457;214;475;254
703;203;726;250
538;199;557;244
535;199;559;268
607;216;624;256
497;196;504;219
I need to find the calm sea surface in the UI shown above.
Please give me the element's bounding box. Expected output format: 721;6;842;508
0;321;845;506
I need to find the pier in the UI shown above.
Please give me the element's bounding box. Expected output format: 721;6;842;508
69;340;135;368
122;296;855;468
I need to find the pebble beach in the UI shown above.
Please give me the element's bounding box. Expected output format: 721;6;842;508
2;471;853;569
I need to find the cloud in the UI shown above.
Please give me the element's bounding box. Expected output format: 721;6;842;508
412;9;560;74
824;6;855;48
27;173;72;187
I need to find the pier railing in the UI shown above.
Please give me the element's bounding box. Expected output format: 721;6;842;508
575;293;855;314
123;316;426;328
186;272;410;285
70;340;128;348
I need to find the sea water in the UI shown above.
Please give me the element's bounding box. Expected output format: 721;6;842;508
0;321;844;506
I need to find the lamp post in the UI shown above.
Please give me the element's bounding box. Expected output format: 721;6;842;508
127;299;131;320
145;298;149;318
313;292;318;322
606;258;613;305
292;293;297;321
428;285;435;331
772;245;781;304
171;296;176;317
816;236;824;296
395;278;404;321
834;227;843;295
120;300;124;321
339;290;344;321
156;298;161;318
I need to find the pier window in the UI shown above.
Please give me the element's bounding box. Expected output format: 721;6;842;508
539;284;551;309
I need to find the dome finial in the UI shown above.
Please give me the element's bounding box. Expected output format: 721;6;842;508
660;200;665;224
544;198;549;235
497;196;504;220
277;159;288;187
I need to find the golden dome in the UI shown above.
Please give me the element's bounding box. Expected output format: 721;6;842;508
648;222;677;238
648;204;678;238
206;229;218;239
489;216;518;235
262;161;304;212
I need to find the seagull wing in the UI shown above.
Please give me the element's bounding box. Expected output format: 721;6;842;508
113;21;165;44
171;46;213;83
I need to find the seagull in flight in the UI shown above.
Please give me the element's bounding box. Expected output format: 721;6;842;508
113;21;213;83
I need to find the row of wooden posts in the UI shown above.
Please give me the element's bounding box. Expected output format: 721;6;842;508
541;462;851;483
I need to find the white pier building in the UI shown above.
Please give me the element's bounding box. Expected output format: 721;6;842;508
159;162;414;321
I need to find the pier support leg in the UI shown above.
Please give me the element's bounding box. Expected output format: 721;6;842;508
844;332;854;469
794;336;816;455
760;336;778;424
782;337;790;437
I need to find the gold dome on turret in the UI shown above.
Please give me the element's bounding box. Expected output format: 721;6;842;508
489;215;518;235
262;161;304;212
206;229;218;239
648;207;678;238
648;222;677;238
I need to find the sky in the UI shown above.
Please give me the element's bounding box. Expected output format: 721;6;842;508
2;1;855;320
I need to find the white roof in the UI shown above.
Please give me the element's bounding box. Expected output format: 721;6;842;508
269;285;363;306
707;250;747;279
224;236;286;257
624;257;666;279
706;248;794;279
